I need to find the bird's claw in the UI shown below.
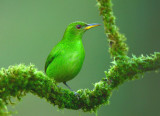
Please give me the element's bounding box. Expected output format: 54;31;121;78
74;92;80;100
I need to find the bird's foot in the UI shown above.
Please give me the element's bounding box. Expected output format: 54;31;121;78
74;91;80;100
63;82;80;99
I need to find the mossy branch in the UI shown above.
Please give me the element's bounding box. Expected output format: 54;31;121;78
0;53;159;113
0;0;160;115
0;99;10;116
97;0;128;58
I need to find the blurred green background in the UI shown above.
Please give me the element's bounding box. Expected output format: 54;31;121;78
0;0;160;116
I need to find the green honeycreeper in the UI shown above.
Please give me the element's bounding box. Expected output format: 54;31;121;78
45;21;100;91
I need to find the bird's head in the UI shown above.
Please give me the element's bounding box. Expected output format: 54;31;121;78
63;21;100;40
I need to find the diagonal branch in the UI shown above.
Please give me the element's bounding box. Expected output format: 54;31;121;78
107;52;160;88
97;0;128;58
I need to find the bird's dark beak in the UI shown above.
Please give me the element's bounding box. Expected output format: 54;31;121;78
84;23;101;30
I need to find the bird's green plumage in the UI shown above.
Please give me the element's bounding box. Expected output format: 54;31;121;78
45;21;99;83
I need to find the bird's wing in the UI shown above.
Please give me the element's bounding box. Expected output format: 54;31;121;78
45;53;55;73
45;44;62;73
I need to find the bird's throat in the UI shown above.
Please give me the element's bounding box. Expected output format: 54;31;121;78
62;30;83;41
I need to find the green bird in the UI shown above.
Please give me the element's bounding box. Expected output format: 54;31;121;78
45;21;100;91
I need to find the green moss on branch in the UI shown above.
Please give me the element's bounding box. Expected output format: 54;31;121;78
0;99;10;116
97;0;128;57
0;64;111;112
0;52;159;113
0;0;160;115
107;52;160;88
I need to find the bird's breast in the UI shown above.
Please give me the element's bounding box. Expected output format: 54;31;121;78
59;42;85;80
47;41;85;82
64;46;85;71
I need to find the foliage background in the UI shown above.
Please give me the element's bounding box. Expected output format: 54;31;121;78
0;0;160;116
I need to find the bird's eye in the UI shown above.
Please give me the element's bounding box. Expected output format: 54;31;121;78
76;25;81;29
